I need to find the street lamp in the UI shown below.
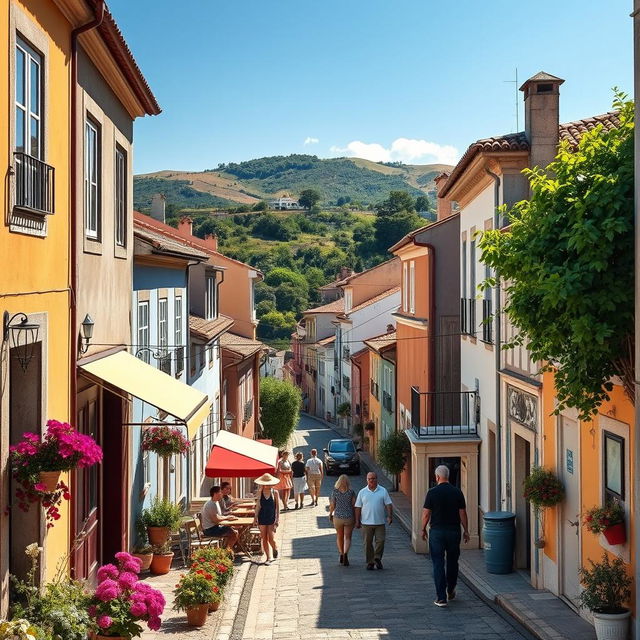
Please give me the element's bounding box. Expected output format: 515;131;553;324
224;412;235;430
79;314;95;354
3;311;40;372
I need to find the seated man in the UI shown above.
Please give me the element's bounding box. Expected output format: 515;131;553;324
201;485;238;549
220;481;235;515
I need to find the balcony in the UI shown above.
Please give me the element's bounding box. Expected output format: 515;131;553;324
410;386;479;438
13;152;55;215
460;297;476;336
482;299;493;343
175;346;185;377
382;390;393;413
157;352;172;376
342;375;350;392
342;346;350;360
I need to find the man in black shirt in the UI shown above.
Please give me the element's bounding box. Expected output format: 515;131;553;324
422;464;469;607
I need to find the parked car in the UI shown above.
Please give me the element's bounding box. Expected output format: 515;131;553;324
323;439;361;475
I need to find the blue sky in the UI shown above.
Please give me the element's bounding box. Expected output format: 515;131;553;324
107;0;633;175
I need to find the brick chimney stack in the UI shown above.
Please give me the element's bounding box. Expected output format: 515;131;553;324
434;172;452;221
177;216;193;237
520;71;565;171
339;267;354;280
204;233;218;251
150;193;166;223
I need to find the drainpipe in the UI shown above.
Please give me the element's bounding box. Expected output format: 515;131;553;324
486;169;502;511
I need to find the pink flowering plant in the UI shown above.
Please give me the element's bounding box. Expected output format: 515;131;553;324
88;552;165;638
141;426;190;457
9;420;102;526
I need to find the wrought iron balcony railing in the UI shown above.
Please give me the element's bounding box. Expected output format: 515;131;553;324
460;297;476;336
411;386;479;438
382;390;393;413
175;346;185;377
482;299;493;343
13;152;55;215
158;352;172;376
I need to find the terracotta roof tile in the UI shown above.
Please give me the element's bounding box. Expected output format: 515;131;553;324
134;225;210;260
220;332;265;358
317;335;336;346
558;111;621;148
189;315;234;341
364;330;397;353
340;287;400;317
305;298;344;314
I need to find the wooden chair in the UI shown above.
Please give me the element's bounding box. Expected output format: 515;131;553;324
182;519;218;562
194;512;222;548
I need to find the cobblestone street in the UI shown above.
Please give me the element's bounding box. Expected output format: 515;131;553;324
234;415;532;640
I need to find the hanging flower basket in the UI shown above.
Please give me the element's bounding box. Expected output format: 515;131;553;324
522;466;564;509
9;420;102;527
141;426;190;457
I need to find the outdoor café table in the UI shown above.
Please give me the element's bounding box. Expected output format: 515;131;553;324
229;506;255;516
219;516;255;557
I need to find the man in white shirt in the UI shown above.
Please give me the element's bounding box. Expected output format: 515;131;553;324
355;472;393;570
201;485;238;549
305;449;323;507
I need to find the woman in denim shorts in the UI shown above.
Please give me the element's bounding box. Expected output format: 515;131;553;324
329;474;356;566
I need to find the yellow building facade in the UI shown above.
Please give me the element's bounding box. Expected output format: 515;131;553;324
0;0;74;611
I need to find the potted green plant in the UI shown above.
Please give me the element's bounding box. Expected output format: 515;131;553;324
0;619;40;640
149;542;174;576
140;496;183;546
173;572;216;627
337;402;351;418
131;519;153;572
522;466;564;548
191;548;234;590
141;426;190;458
584;502;626;545
377;431;409;489
578;553;632;640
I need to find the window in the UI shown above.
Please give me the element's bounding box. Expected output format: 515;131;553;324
318;359;325;376
115;145;127;247
461;240;467;298
15;37;42;159
205;275;216;320
402;262;408;312
158;298;170;374
470;240;476;296
344;289;352;313
207;343;214;368
409;260;415;314
84;118;100;239
137;301;149;363
604;431;625;502
175;297;184;376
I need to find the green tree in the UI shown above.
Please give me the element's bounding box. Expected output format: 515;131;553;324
257;310;297;341
299;188;321;210
256;300;276;318
479;94;634;420
375;190;416;216
415;195;431;212
252;200;269;211
255;281;276;305
374;209;423;253
264;267;310;296
259;377;302;448
274;282;308;314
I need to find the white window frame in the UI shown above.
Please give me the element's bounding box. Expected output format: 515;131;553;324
84;117;100;239
409;260;415;314
402;262;408;313
115;145;127;247
344;289;352;313
15;36;43;159
205;275;216;320
158;297;168;359
137;301;149;363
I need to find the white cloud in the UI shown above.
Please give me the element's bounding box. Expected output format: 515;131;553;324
304;137;319;145
330;137;459;165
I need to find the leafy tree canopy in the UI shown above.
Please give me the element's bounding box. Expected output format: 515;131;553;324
264;267;309;295
299;188;321;210
375;190;416;216
259;377;302;448
479;94;634;420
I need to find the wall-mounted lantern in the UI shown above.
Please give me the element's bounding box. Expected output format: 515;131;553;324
79;314;95;354
224;411;235;430
3;311;40;372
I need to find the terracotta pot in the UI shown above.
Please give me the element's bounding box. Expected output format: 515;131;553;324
147;526;171;546
96;636;126;640
208;600;221;612
603;522;626;545
132;552;153;571
39;471;61;492
149;552;174;575
186;604;209;627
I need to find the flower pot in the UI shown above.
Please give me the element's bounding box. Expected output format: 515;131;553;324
96;636;126;640
147;526;171;546
592;609;630;640
149;551;174;575
534;538;546;549
208;600;221;612
39;470;61;492
603;523;626;546
132;552;153;571
186;604;209;627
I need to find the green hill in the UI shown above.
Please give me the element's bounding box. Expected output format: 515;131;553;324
134;154;452;211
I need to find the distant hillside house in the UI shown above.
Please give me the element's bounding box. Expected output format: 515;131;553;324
270;196;301;210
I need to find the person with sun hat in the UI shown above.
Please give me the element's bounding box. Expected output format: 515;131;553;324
253;473;281;563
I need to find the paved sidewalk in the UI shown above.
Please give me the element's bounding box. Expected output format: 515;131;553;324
300;413;596;640
236;414;532;640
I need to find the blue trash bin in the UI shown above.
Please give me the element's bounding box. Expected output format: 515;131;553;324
482;511;516;574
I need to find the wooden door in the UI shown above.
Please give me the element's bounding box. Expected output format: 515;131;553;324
72;386;101;584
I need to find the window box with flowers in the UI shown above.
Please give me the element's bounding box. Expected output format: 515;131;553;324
583;502;626;545
173;572;217;627
522;466;565;548
9;420;102;527
141;426;190;457
87;552;166;639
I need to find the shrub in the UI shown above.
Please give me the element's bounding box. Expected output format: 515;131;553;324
173;573;217;611
522;467;564;509
337;402;351;418
578;553;631;614
260;378;301;448
140;497;183;531
377;431;409;476
583;502;625;534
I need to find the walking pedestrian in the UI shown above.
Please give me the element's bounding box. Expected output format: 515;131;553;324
253;473;281;563
329;474;356;566
305;448;323;506
354;472;393;570
422;464;470;607
291;452;307;509
275;451;293;510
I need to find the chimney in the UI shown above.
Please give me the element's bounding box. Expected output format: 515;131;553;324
339;266;354;280
204;233;218;251
434;172;452;221
386;324;395;333
150;193;166;223
177;216;193;237
520;71;565;171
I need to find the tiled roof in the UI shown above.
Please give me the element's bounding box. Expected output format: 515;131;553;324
340;287;400;317
134;225;210;260
189;315;234;341
339;257;400;286
220;332;265;358
389;212;460;253
305;298;344;314
364;330;397;353
317;335;336;346
440;111;620;197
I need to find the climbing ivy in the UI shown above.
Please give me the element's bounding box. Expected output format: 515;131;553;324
479;93;634;420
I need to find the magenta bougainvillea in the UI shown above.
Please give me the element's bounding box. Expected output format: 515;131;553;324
88;552;165;638
141;426;190;457
9;420;102;526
